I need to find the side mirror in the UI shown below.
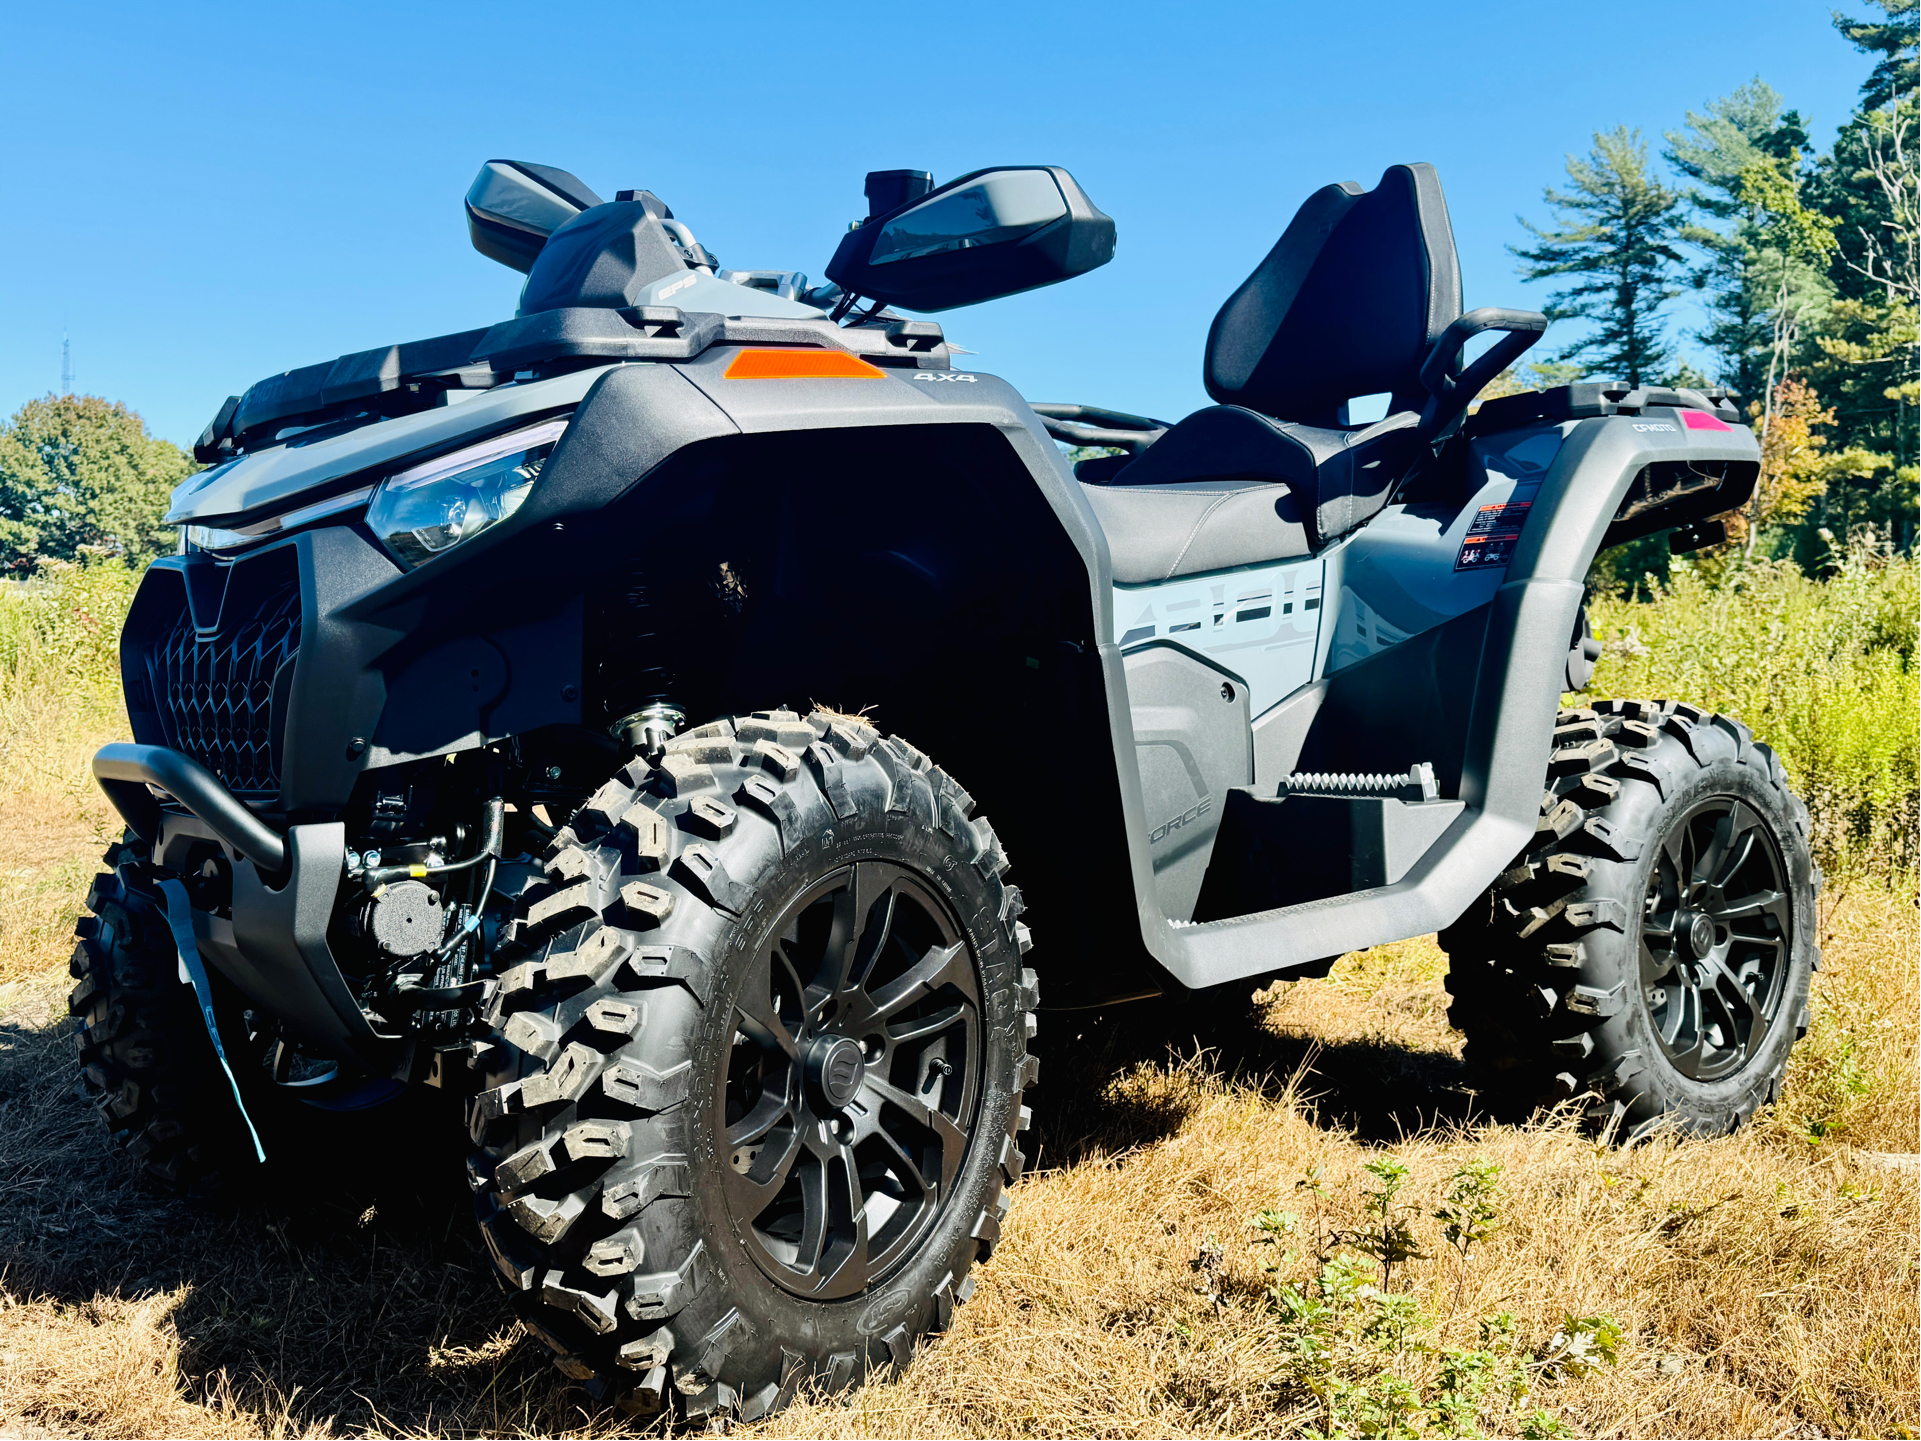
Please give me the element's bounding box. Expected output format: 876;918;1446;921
826;166;1115;312
466;160;604;274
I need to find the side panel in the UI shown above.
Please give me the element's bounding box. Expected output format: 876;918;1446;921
1111;558;1325;716
1145;412;1761;989
1122;644;1251;922
1324;424;1567;671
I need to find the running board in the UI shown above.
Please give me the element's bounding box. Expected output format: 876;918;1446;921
1196;786;1465;921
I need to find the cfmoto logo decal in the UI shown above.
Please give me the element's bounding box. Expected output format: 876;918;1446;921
1631;422;1677;432
1150;795;1212;844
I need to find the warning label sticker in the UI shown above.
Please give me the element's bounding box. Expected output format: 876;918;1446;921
1455;500;1532;572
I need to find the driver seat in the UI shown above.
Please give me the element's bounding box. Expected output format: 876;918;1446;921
1083;162;1462;584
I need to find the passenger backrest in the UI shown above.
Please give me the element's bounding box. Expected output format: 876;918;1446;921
1202;163;1462;428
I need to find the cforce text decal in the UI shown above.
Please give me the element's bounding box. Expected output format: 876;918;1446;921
1149;794;1212;845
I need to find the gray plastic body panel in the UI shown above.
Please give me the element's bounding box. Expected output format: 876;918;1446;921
153;337;1761;1005
1122;644;1252;921
1322;425;1568;673
167;369;605;527
1111;557;1326;718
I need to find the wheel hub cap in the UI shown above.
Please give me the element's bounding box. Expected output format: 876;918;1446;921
1686;911;1716;959
1639;796;1793;1083
807;1035;867;1110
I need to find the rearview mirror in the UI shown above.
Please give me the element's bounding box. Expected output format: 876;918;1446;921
466;160;604;274
826;166;1115;312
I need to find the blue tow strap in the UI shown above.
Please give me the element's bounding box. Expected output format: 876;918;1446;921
157;878;267;1163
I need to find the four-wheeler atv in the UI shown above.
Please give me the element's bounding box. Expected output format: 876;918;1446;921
72;156;1816;1421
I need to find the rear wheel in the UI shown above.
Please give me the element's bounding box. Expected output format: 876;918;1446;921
469;709;1038;1422
1440;699;1818;1137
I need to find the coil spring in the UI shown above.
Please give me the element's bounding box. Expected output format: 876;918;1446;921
1275;762;1439;801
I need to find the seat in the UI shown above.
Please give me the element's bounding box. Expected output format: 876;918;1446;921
1081;162;1465;570
1091;404;1427;557
1086;478;1314;585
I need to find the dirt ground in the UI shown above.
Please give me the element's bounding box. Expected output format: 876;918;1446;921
0;755;1914;1439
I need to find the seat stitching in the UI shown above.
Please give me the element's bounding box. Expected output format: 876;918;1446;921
1161;491;1240;580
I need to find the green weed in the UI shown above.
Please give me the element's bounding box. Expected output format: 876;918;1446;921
1587;538;1917;877
1247;1162;1620;1439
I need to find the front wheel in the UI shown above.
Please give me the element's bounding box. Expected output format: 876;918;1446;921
469;709;1038;1422
1440;699;1819;1137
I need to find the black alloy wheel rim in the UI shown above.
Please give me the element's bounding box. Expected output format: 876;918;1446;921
719;860;984;1299
1640;795;1793;1082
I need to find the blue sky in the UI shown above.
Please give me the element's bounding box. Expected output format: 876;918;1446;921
0;1;1874;447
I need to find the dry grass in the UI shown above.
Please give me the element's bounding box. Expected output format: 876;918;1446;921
0;582;1914;1438
2;787;1913;1437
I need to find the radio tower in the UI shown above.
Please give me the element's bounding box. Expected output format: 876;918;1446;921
60;331;72;396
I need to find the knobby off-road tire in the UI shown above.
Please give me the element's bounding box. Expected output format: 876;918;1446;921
70;837;262;1197
72;837;425;1199
1440;699;1819;1137
469;709;1038;1422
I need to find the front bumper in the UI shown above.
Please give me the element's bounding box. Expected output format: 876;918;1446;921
94;741;389;1064
124;361;741;820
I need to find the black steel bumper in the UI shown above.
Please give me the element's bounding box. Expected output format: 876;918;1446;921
93;743;287;871
92;742;391;1065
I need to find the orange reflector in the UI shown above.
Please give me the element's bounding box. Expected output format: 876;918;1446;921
723;348;887;380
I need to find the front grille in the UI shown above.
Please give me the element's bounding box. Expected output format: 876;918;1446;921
153;580;302;795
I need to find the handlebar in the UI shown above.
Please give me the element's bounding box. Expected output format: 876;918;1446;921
1417;307;1549;442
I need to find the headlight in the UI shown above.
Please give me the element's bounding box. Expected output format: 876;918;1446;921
366;417;568;568
184;484;376;554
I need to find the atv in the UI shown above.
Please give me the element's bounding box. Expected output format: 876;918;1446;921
73;156;1816;1421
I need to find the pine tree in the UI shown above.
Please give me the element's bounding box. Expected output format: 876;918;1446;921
1832;0;1919;110
1805;0;1919;546
1665;81;1826;399
1512;128;1687;387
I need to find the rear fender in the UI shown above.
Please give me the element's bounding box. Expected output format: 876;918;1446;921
1135;411;1759;990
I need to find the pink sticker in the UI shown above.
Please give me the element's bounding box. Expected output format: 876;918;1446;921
1681;410;1732;431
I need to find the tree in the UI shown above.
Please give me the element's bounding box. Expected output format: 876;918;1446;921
1832;0;1920;110
0;395;195;569
1664;81;1824;398
1800;293;1919;549
1512;128;1687;387
1738;158;1843;482
1732;375;1882;553
1806;4;1918;548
